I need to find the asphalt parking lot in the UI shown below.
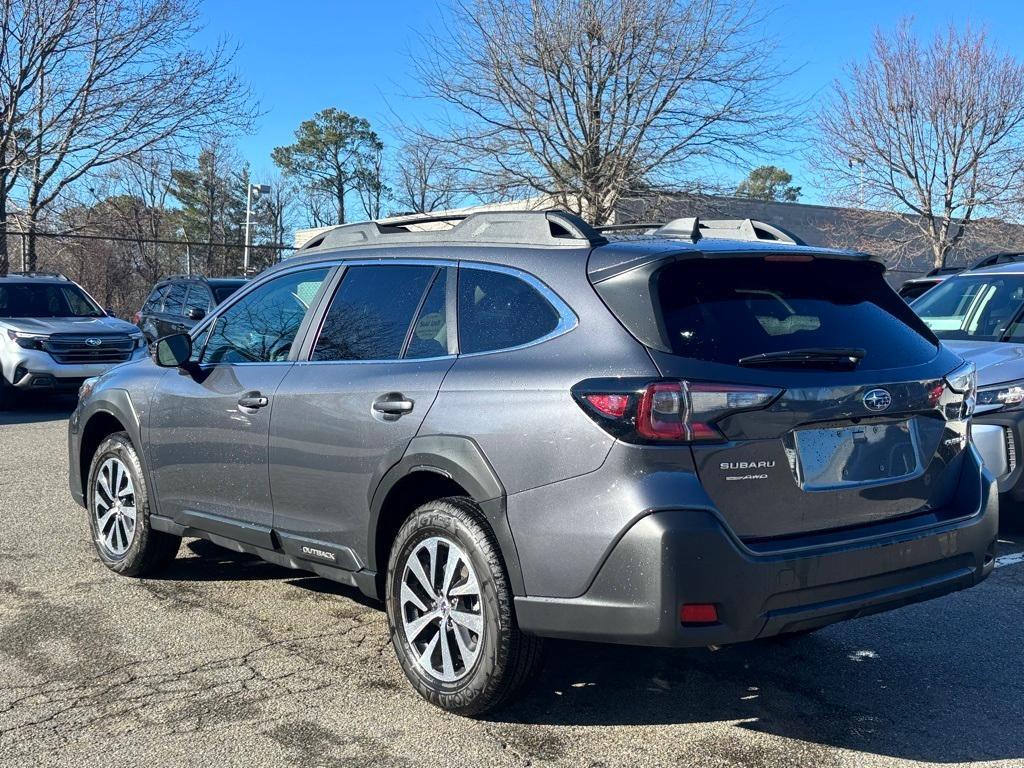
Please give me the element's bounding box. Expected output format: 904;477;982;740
2;398;1024;768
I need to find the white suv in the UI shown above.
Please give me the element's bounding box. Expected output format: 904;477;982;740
0;273;146;408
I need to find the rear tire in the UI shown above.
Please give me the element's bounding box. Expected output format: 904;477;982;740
87;432;179;576
386;496;544;716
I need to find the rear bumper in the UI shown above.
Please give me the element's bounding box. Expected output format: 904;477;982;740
515;447;998;647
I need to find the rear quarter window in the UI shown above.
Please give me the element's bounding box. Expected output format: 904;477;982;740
457;268;562;354
656;259;938;370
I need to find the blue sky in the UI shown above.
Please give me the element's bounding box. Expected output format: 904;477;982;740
195;1;1024;205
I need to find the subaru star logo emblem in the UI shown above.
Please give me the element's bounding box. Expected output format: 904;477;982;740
863;388;892;412
85;337;103;347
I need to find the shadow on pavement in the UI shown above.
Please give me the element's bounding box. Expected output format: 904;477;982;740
0;393;77;424
158;539;381;609
147;521;1024;764
492;579;1024;764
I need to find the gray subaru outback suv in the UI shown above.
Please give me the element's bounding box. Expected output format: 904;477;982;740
68;211;997;715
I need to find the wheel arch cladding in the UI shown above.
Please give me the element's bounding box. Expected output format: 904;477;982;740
76;389;144;495
367;434;525;599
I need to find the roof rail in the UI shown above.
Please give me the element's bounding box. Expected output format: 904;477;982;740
598;217;806;246
299;210;607;251
9;271;69;280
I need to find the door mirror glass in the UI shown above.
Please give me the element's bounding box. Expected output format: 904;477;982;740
154;333;192;368
187;307;206;321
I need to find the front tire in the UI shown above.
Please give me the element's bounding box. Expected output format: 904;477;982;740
87;432;179;576
0;371;16;410
386;497;544;716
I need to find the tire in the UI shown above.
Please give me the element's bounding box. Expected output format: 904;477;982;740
386;496;544;716
86;432;179;576
0;371;16;411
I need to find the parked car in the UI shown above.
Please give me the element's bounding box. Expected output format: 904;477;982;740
0;272;146;408
898;253;1024;301
912;261;1024;511
135;275;246;342
69;211;995;715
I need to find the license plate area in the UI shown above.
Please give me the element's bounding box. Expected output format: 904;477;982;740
790;420;923;491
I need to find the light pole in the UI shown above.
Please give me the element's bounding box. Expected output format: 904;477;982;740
244;183;270;275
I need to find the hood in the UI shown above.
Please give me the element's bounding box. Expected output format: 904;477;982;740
942;339;1024;387
0;316;139;336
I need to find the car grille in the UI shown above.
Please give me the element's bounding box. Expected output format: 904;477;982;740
43;334;134;364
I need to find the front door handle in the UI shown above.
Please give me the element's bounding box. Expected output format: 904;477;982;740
238;392;269;410
372;392;414;416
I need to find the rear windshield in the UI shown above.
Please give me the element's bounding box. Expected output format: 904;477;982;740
898;280;940;301
656;259;938;369
212;282;245;303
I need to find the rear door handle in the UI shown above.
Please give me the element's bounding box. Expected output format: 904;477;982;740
238;392;269;410
372;393;414;416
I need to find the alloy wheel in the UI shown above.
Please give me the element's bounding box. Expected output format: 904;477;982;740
93;457;137;557
399;536;484;684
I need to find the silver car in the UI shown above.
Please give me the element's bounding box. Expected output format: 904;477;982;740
913;262;1024;509
0;272;146;407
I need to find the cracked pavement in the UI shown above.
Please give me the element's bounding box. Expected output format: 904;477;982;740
2;398;1024;767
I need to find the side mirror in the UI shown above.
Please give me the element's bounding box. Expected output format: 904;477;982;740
187;307;206;321
154;333;192;368
105;306;117;318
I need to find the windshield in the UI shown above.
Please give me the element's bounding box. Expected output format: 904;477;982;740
0;283;103;318
912;274;1024;341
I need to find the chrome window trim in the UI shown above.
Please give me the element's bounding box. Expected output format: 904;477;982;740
455;262;578;358
301;258;577;364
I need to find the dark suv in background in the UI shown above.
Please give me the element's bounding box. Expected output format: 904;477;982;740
135;275;245;342
69;211;996;715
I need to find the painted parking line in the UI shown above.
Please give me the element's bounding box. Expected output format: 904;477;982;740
995;552;1024;569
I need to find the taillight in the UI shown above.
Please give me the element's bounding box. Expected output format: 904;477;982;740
574;378;781;443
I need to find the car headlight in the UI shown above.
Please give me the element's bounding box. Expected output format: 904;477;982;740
6;329;48;350
130;332;145;349
976;379;1024;413
78;376;98;400
945;361;976;419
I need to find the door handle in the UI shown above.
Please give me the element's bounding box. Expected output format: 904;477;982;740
238;392;269;410
372;393;414;416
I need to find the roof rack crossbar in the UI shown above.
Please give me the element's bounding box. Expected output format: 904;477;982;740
300;210;607;251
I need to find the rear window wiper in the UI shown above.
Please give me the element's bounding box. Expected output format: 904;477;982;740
738;347;866;369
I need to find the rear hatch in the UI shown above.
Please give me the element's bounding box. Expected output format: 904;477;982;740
588;250;973;541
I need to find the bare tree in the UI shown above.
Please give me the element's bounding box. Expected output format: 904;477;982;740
392;137;464;214
815;21;1024;269
0;0;257;274
413;0;791;225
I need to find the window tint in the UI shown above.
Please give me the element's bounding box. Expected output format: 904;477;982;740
202;268;329;364
914;274;1024;341
0;284;103;318
656;259;937;369
212;282;245;303
312;265;435;361
163;283;187;315
406;270;448;359
144;285;168;312
457;268;560;354
184;285;212;315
